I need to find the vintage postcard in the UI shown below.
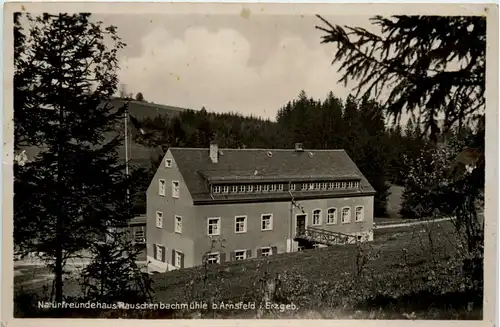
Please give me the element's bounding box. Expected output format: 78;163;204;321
2;2;498;326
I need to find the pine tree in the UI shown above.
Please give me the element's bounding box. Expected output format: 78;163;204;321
316;15;485;139
14;13;130;302
80;228;153;303
316;14;485;283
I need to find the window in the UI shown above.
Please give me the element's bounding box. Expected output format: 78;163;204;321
355;206;364;222
134;230;145;243
354;181;360;188
155;245;163;261
277;184;284;191
270;184;277;192
255;185;262;192
334;182;340;188
213;185;221;194
158;179;166;196
232;185;238;193
165;159;172;168
321;182;327;190
327;208;337;224
289;183;296;191
235;216;247;233
261;214;273;231
207;253;220;264
222;185;229;193
308;183;314;190
315;182;321;190
172;181;179;198
312;209;322;225
175;215;182;233
261;247;272;257
341;207;351;223
341;182;347;188
246;185;253;192
174;251;182;268
301;183;308;191
207;217;221;236
235;250;247;260
156;211;163;228
262;184;270;192
239;185;246;193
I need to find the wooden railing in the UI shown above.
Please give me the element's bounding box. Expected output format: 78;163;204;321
295;226;358;246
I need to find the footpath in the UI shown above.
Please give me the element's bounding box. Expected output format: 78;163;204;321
374;217;454;229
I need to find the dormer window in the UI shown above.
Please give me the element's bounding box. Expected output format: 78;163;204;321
301;183;307;191
308;183;314;190
213;185;221;194
222;186;229;193
277;184;284;191
315;182;321;189
289;183;296;191
270;184;277;192
232;185;238;193
255;185;262;192
239;185;246;193
263;184;270;192
246;185;253;192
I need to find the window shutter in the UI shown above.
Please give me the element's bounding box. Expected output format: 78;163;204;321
257;248;262;257
246;249;252;259
153;244;157;261
172;249;176;266
220;252;226;263
180;252;185;268
230;251;235;261
161;246;166;262
271;246;277;255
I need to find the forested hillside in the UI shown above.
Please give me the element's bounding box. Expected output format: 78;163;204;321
127;91;436;216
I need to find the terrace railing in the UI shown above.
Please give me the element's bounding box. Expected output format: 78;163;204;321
294;226;358;246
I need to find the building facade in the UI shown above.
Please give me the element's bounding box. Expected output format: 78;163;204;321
146;143;376;272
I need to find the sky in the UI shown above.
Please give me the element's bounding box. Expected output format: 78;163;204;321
94;13;379;121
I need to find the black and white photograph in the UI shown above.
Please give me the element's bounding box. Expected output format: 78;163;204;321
3;2;498;324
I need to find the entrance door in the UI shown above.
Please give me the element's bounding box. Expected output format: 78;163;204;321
296;214;306;236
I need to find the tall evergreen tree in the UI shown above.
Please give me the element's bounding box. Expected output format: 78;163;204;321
14;13;130;302
317;14;485;283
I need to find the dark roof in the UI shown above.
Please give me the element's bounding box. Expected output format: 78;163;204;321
129;215;147;226
169;148;375;204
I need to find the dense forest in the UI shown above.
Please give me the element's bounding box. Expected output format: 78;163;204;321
127;90;440;217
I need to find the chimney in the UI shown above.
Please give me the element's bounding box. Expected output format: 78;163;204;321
295;143;304;152
210;141;218;163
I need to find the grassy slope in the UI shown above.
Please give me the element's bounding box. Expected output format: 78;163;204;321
146;221;479;319
152;221;460;302
14;221;481;319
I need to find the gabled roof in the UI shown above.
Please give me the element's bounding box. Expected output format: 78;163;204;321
169;148;375;204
